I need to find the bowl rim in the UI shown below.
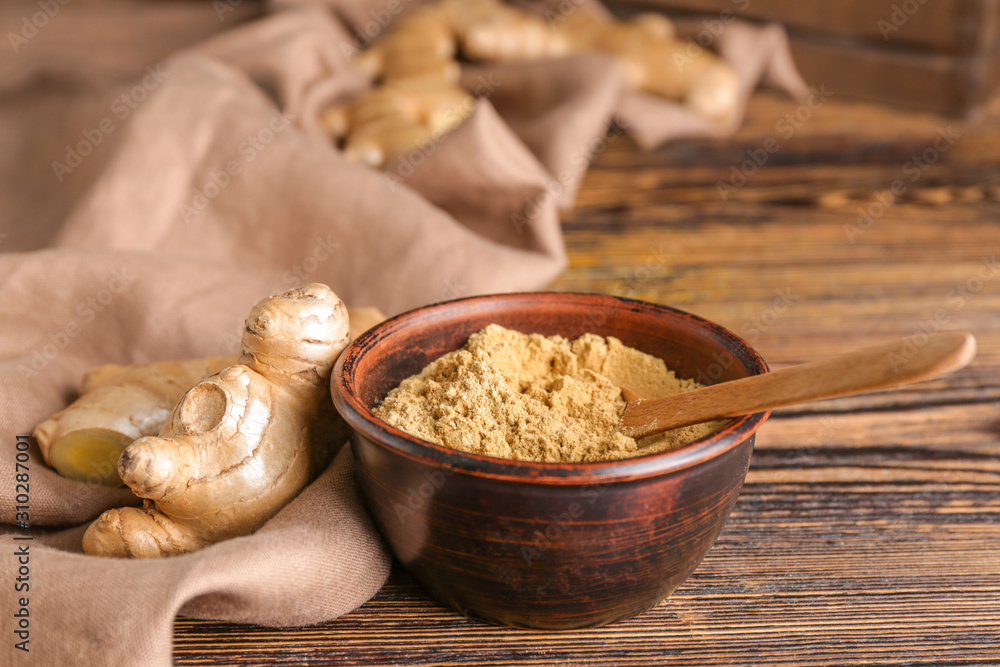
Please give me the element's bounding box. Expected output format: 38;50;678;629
333;292;770;485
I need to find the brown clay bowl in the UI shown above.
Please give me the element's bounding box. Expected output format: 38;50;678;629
332;293;770;630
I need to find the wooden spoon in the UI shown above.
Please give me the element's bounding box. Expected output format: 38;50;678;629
619;331;977;440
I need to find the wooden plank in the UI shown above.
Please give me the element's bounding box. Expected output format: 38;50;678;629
611;0;1000;55
787;32;1000;117
172;90;1000;665
611;1;1000;114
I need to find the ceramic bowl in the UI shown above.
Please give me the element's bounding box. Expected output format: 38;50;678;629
332;292;769;629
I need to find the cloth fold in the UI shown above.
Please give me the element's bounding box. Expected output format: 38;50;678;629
21;447;390;666
0;1;807;664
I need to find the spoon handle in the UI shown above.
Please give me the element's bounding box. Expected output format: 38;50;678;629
620;331;977;440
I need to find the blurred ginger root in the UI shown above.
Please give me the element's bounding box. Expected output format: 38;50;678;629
323;0;738;169
560;10;739;123
322;76;475;168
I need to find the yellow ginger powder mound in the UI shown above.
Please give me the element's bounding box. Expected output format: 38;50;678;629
373;324;725;463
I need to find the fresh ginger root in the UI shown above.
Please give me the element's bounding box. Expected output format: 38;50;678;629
324;2;476;169
325;0;568;168
81;283;351;558
322;76;474;168
442;0;570;62
324;0;738;167
356;5;460;84
559;10;739;122
34;305;385;488
34;357;233;486
356;0;568;79
444;2;738;121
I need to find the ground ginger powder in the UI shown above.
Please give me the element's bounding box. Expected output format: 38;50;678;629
373;324;725;463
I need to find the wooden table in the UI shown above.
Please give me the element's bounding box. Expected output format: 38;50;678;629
174;92;1000;665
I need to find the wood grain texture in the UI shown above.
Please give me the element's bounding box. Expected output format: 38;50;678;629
614;0;1000;55
174;91;1000;664
787;34;1000;117
620;331;976;438
615;1;1000;121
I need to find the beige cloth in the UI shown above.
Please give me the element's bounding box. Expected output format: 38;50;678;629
0;1;807;664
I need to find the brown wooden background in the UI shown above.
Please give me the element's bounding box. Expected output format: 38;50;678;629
174;91;1000;665
617;0;1000;115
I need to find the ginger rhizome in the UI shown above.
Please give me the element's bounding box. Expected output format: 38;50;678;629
323;76;475;168
324;0;738;168
33;306;384;487
79;283;350;558
34;357;233;486
559;11;739;122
